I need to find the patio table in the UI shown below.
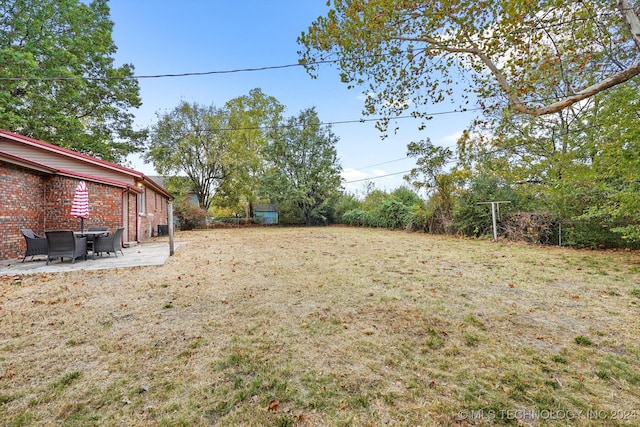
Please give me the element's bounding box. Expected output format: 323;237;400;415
73;230;109;238
74;231;109;259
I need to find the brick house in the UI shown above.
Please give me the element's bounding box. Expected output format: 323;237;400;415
0;129;173;261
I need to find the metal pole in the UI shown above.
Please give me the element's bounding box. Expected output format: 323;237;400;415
491;202;498;242
168;201;175;256
558;222;562;246
477;201;510;242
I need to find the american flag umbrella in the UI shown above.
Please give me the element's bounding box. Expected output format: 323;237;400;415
70;181;89;232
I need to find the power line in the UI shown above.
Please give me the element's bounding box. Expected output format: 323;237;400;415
344;169;413;184
349;157;409;171
209;107;482;132
0;59;339;81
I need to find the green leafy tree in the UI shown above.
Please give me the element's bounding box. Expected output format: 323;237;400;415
298;0;640;129
568;84;640;245
146;101;229;211
261;108;343;225
404;139;453;196
360;188;388;213
457;81;640;247
145;90;282;212
389;186;423;207
162;175;196;205
453;174;520;237
216;88;284;210
0;0;144;162
404;139;458;232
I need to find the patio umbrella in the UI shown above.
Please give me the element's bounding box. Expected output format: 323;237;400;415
70;180;89;232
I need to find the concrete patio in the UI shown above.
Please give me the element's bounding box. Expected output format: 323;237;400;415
0;240;177;276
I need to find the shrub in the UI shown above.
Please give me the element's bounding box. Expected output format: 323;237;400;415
390;186;423;206
377;198;411;229
405;203;431;232
334;193;361;222
452;174;519;237
502;212;558;244
342;209;369;226
174;202;209;230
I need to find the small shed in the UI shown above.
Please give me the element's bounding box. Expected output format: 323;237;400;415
252;203;278;225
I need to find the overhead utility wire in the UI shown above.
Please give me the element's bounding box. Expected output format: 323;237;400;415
212;107;482;132
0;60;340;81
350;157;409;171
344;169;413;184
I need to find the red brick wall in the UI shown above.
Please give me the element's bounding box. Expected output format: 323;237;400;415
0;161;47;260
42;178;124;231
137;185;170;240
83;182;124;231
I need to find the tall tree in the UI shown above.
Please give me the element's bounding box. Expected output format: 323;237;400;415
404;139;454;197
261;108;343;225
0;0;144;162
145;101;231;211
298;0;640;128
217;88;284;210
145;90;283;211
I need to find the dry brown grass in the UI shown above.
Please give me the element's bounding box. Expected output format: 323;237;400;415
1;226;640;426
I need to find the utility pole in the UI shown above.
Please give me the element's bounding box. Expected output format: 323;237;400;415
168;201;175;256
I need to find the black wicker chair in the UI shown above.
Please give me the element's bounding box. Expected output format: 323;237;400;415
86;225;109;252
20;228;48;262
93;227;124;257
45;230;87;265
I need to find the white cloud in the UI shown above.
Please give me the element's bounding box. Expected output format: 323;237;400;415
440;130;463;147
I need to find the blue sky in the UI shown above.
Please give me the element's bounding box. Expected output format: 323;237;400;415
108;0;477;195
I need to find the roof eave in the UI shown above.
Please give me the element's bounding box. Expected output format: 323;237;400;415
0;129;142;178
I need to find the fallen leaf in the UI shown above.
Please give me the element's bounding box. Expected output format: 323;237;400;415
268;399;279;412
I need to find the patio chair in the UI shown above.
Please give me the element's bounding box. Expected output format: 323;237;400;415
93;227;124;257
45;230;87;265
86;225;109;251
20;228;48;262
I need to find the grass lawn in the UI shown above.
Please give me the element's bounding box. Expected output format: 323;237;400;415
1;226;639;426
